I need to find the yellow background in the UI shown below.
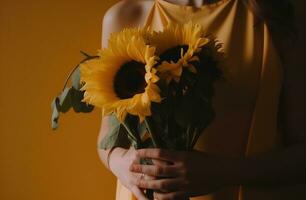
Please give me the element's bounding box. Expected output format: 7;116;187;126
0;0;119;199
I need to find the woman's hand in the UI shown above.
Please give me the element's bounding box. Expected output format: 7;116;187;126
129;148;241;200
108;147;156;200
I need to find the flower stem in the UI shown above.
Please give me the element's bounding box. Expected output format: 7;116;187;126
121;121;141;147
144;117;162;148
191;128;201;148
186;125;194;150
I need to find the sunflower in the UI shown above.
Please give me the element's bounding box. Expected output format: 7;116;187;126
149;21;210;83
79;28;161;122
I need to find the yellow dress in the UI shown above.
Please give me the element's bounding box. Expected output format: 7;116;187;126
115;0;306;199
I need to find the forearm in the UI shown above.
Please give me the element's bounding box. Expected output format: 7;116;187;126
226;143;306;187
97;147;128;171
97;116;130;171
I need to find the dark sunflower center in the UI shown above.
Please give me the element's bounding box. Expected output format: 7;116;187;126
159;45;189;63
114;60;147;99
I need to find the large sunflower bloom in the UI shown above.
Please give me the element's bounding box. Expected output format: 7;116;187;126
149;21;210;83
80;28;161;122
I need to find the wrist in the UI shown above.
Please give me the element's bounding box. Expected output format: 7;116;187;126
106;147;117;170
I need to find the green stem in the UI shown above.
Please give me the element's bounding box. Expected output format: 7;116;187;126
144;118;161;148
186;125;191;150
189;126;196;150
121;121;141;146
191;128;201;148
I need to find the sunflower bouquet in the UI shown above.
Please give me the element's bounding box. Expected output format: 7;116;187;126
51;21;225;199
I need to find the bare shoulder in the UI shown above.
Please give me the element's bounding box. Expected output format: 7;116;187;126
101;0;154;47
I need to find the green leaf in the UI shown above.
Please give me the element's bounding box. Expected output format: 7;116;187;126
51;97;60;130
71;67;81;90
121;114;144;148
59;87;72;113
99;114;131;149
70;88;94;113
51;87;94;130
50;52;100;130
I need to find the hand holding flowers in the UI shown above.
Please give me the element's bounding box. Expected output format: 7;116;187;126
129;148;243;200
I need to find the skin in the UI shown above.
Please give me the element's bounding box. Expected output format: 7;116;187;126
97;1;306;200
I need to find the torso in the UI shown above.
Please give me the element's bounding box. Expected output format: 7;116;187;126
109;1;306;200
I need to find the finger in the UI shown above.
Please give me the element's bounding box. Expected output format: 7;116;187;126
134;172;156;181
130;164;180;177
143;174;156;181
131;172;156;189
136;149;179;162
154;191;188;200
130;186;148;200
152;159;172;166
134;178;186;192
131;158;171;167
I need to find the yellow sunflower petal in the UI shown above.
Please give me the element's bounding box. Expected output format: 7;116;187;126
151;21;209;83
80;27;161;122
